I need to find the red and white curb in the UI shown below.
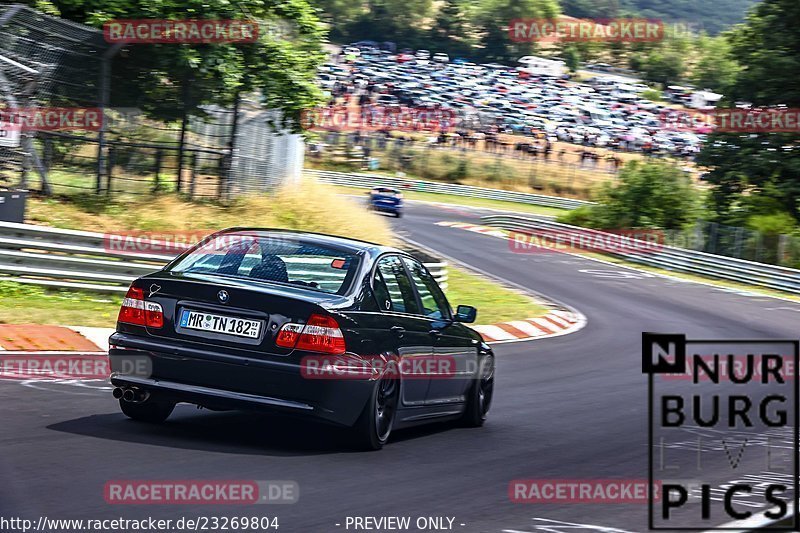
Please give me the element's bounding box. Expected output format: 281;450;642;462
432;221;587;343
0;325;111;352
473;309;583;344
436;220;509;238
69;327;113;351
0;314;582;349
1;317;581;349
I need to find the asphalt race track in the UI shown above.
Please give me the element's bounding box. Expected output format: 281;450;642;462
3;200;800;532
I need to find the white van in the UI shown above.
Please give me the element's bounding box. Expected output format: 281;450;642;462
517;56;565;77
578;105;612;126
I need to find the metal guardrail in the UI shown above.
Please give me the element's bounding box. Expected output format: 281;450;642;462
0;222;448;292
481;215;800;295
306;169;591;210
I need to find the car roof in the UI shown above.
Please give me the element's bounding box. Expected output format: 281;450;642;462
211;227;404;259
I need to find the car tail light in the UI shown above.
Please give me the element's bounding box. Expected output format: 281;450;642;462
145;301;164;328
275;313;346;354
118;285;164;328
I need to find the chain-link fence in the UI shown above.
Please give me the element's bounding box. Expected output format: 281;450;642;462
305;130;623;199
665;220;800;269
0;5;303;200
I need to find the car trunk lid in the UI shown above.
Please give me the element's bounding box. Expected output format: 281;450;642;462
138;272;350;357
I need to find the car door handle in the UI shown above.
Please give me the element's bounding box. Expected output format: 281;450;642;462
428;329;442;338
390;326;405;337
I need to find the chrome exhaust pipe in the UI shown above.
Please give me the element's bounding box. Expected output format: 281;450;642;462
122;388;135;402
112;387;124;399
133;389;150;403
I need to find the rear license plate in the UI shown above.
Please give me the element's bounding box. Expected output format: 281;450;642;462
179;309;262;339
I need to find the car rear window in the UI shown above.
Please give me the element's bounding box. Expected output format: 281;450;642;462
168;233;361;294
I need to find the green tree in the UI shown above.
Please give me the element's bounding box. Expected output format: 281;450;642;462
473;0;559;64
50;0;326;130
563;45;581;73
348;0;433;45
431;0;475;57
690;33;739;94
697;0;800;223
627;29;691;86
559;161;699;229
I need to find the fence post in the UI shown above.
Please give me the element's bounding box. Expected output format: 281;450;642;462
528;158;538;189
734;226;744;258
106;144;116;195
222;91;242;200
218;152;231;200
43;137;53;171
778;234;788;266
153;148;162;192
189;151;198;199
96;43;123;194
707;222;718;255
21;150;29;189
176;71;192;194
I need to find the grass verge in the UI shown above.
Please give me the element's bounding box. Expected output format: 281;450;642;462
444;268;549;323
331;184;570;218
0;282;123;327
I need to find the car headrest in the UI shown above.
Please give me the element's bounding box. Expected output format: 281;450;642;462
249;254;289;283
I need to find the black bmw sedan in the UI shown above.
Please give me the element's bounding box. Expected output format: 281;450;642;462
109;228;494;450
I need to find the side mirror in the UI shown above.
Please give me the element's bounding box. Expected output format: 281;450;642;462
454;304;477;324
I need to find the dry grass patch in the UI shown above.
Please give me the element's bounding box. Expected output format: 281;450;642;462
26;181;395;245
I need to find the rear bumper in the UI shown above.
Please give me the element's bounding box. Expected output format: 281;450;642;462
371;203;402;213
111;375;314;412
109;332;374;427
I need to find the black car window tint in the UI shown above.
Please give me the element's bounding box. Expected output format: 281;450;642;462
402;257;451;319
236;240;264;275
376;256;420;314
217;239;254;275
372;270;393;311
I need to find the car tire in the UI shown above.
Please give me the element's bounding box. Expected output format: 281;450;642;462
119;398;175;423
461;355;494;427
352;374;399;450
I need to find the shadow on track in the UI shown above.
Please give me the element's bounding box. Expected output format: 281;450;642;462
46;404;463;456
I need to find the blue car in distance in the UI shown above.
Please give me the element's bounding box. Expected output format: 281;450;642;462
367;187;404;217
